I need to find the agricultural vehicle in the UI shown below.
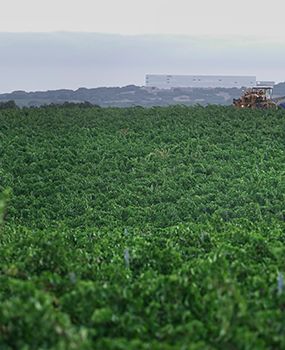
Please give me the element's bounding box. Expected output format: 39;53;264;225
233;87;285;109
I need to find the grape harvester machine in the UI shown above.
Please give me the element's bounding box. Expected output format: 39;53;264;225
233;86;285;109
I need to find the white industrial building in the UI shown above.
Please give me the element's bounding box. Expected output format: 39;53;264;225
145;74;257;89
256;81;275;87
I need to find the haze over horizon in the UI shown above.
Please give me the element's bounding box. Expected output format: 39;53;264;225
0;0;284;92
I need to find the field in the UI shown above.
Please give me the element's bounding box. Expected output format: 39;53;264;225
0;105;285;349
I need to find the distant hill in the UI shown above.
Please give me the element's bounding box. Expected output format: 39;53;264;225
272;82;285;96
0;83;284;108
0;85;244;107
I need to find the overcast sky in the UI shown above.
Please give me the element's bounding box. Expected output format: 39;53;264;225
0;0;284;92
1;0;285;39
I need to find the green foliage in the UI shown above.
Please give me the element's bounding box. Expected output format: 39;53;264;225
0;100;18;110
0;189;11;227
0;105;284;349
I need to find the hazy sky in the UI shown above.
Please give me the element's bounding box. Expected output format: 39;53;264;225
0;1;284;92
1;0;284;39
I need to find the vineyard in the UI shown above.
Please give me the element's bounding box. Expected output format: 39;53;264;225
0;105;285;349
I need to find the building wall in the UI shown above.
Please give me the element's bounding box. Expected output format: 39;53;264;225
257;81;275;87
145;74;257;89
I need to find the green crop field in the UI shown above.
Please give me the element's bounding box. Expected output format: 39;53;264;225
0;105;285;349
